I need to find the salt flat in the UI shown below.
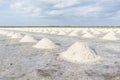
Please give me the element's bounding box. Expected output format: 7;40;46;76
0;28;120;80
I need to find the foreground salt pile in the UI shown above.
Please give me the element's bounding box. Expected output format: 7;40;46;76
11;33;23;39
59;42;101;64
33;38;58;49
102;32;119;41
82;32;95;38
20;35;37;42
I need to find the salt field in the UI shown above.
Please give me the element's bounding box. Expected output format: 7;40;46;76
0;27;120;80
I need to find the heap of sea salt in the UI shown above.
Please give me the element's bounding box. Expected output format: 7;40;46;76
68;31;80;37
102;32;119;41
11;33;23;39
82;32;95;38
20;35;37;42
33;38;58;49
57;31;67;35
6;32;14;37
59;42;101;64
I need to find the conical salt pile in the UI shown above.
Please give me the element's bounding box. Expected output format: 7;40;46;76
50;31;58;34
68;31;79;37
57;31;66;35
102;32;119;41
33;38;58;49
1;31;8;36
7;32;14;37
20;35;37;42
82;32;95;38
59;42;100;64
11;33;23;39
92;31;100;35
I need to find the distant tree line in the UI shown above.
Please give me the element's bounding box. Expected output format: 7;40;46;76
0;26;120;28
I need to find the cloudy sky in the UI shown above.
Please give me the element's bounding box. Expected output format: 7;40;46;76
0;0;120;26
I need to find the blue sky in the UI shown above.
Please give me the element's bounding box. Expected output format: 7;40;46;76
0;0;120;26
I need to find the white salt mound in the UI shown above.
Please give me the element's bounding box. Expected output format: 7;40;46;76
11;33;23;39
1;31;9;36
68;31;79;36
102;32;119;41
82;32;95;38
59;42;101;64
92;31;100;35
7;32;14;37
50;31;57;34
33;38;58;49
57;31;66;35
20;35;37;42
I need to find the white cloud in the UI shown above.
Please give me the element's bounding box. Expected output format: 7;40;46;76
0;0;4;2
74;5;102;17
109;11;120;20
10;0;44;17
1;0;120;26
54;0;80;8
9;0;90;17
8;0;120;19
0;0;8;3
49;4;102;18
48;10;64;16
